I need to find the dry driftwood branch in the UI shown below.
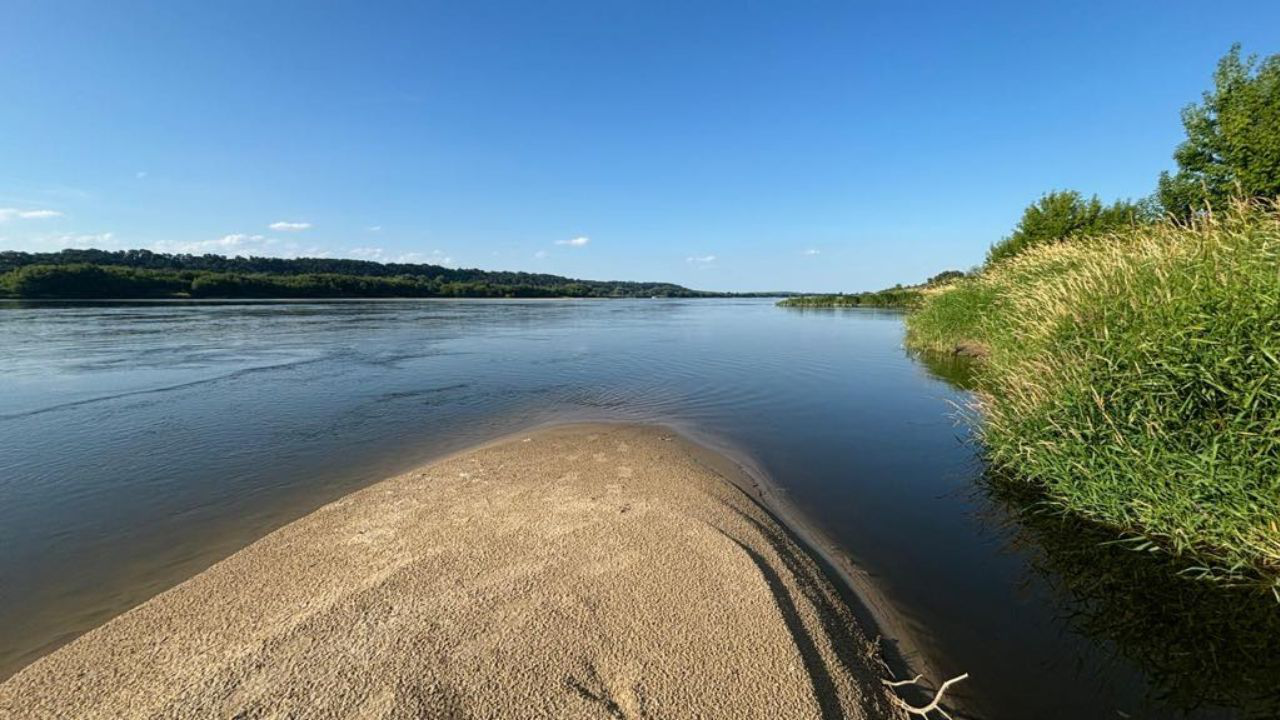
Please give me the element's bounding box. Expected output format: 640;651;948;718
882;674;924;688
881;672;969;718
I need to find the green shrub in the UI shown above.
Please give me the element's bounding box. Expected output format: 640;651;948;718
986;190;1150;266
902;278;996;355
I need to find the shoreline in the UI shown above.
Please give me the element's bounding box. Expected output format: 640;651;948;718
376;418;947;695
679;434;947;677
0;422;919;718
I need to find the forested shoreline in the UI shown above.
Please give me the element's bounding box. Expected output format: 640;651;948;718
0;250;730;299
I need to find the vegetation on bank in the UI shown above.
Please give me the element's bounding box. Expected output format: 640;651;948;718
777;271;967;308
904;45;1280;588
0;249;720;299
776;286;921;308
985;191;1156;266
912;202;1280;586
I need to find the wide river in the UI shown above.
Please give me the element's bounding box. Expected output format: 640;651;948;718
1;299;1271;718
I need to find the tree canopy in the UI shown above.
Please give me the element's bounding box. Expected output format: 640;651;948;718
1158;45;1280;217
986;191;1150;266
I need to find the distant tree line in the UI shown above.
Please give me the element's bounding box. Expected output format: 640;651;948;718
0;250;727;299
777;286;922;308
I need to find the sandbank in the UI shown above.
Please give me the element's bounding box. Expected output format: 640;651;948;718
0;424;904;718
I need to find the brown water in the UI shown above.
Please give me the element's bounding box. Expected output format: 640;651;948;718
1;298;1274;717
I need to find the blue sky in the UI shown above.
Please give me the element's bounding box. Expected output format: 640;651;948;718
1;1;1276;292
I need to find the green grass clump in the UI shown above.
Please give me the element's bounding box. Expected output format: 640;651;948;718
903;279;997;355
907;200;1280;588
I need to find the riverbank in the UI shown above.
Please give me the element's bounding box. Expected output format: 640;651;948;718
0;424;909;718
906;200;1280;588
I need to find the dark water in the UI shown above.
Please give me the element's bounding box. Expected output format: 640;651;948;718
0;299;1273;718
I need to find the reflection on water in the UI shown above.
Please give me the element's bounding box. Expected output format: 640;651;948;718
0;298;1270;718
911;349;980;391
981;478;1280;719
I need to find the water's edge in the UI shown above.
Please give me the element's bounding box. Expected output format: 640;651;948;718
3;417;946;713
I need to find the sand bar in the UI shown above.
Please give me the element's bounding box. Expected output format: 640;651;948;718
0;424;903;718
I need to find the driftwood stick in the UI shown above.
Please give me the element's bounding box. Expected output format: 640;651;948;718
881;674;924;688
881;672;969;718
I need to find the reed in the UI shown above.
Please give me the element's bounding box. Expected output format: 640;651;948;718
907;199;1280;589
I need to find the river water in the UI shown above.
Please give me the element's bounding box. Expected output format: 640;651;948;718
0;298;1272;718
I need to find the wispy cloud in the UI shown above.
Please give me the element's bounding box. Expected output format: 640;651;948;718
686;254;717;264
396;250;453;266
534;250;549;259
555;236;590;247
268;221;312;232
803;248;821;256
2;232;118;252
0;208;63;221
367;225;383;232
152;234;328;259
348;246;387;261
53;232;115;247
348;246;453;265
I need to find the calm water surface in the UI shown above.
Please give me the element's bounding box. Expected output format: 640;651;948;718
0;299;1271;718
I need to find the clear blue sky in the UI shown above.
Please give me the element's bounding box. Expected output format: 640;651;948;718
1;1;1276;292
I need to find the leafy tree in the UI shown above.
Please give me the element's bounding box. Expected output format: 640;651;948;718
986;190;1149;266
925;270;966;286
1158;45;1280;217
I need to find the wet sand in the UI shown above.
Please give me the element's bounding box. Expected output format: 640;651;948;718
0;424;905;718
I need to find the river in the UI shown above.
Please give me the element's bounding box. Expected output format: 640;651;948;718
1;298;1271;718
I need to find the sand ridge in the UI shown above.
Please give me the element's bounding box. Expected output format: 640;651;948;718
0;424;904;719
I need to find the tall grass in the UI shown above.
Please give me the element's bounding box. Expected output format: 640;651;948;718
907;200;1280;589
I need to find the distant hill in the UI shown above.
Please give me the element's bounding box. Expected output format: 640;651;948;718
0;249;750;299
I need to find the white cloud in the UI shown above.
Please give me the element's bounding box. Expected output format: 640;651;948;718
152;234;328;258
53;232;115;247
0;208;63;221
686;254;717;264
404;250;454;266
555;236;590;247
268;221;312;232
348;246;388;261
1;232;118;252
349;246;453;265
534;250;548;259
803;248;821;256
367;225;383;232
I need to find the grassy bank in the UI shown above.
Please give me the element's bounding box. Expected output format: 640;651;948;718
907;201;1280;588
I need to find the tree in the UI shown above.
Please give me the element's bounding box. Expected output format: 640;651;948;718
1158;45;1280;218
925;270;966;286
986;190;1149;266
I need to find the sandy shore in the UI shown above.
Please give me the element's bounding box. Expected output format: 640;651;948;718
0;424;903;719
